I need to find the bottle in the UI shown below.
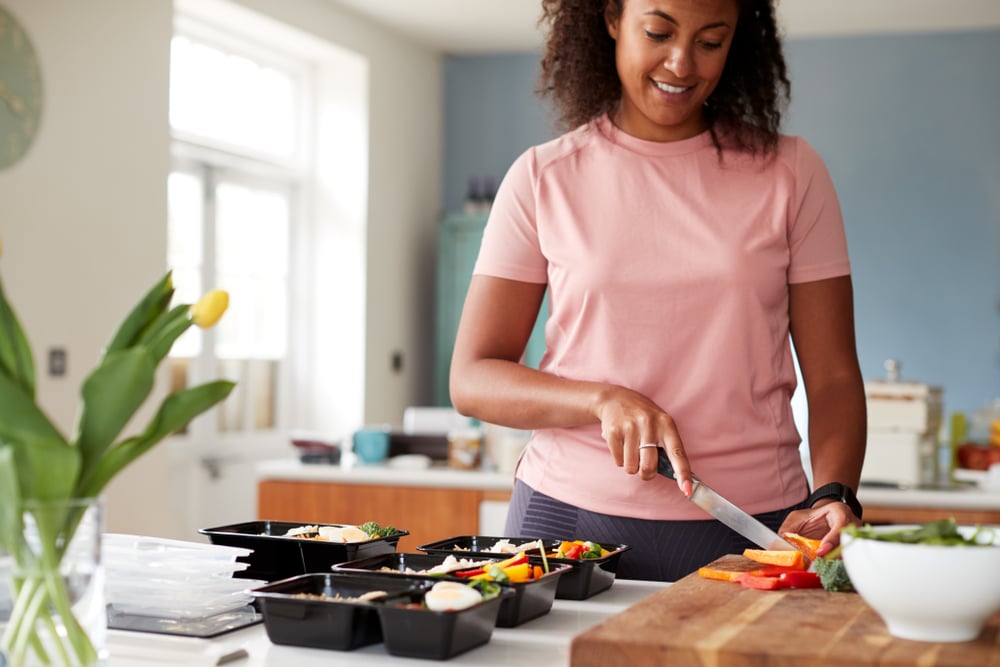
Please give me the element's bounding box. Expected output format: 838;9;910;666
479;177;496;213
447;427;483;470
463;177;482;215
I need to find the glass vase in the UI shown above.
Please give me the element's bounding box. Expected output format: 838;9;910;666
1;497;106;667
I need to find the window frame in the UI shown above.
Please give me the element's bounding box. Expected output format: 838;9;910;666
166;22;317;451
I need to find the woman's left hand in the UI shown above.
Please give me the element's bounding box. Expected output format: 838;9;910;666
778;500;860;558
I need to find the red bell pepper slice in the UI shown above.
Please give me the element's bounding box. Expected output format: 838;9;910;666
737;573;782;590
563;544;585;559
741;567;822;590
749;566;803;577
454;567;485;578
776;570;822;589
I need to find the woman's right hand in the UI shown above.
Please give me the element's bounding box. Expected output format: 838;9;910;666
593;385;693;495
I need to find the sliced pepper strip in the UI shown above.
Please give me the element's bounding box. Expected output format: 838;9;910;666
698;565;746;582
742;567;822;590
737;573;782;590
776;570;822;589
742;548;806;570
781;532;822;560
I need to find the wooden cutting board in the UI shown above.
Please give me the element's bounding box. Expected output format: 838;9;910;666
570;555;1000;666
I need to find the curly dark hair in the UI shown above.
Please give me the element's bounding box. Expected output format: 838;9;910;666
537;0;790;156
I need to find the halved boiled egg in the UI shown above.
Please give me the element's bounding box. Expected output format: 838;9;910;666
424;581;482;612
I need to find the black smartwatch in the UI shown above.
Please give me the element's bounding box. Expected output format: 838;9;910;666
807;482;863;520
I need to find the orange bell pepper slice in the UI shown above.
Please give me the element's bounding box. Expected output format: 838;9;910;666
697;565;746;582
781;532;822;560
742;548;806;570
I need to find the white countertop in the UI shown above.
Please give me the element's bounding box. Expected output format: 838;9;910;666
258;459;1000;510
858;484;1000;511
106;579;665;667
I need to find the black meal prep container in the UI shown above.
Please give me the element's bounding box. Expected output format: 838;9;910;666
199;520;408;582
416;535;631;601
375;582;514;660
250;572;430;651
333;551;573;627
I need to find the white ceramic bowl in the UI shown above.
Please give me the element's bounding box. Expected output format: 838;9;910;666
841;524;1000;642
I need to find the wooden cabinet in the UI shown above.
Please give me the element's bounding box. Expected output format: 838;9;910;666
862;504;1000;526
435;212;546;405
258;479;511;551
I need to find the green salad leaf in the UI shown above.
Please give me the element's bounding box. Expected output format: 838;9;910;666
842;519;995;546
467;579;502;600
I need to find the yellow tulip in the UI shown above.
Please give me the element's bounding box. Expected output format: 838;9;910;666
190;289;229;328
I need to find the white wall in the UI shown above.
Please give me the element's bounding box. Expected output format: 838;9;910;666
0;0;442;535
0;0;174;533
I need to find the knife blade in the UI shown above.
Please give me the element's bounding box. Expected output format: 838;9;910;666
656;448;797;551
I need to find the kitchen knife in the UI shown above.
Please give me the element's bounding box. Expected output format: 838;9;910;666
656;448;798;551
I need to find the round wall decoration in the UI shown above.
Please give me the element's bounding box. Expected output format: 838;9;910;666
0;5;43;170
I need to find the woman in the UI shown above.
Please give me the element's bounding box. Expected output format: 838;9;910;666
449;0;867;581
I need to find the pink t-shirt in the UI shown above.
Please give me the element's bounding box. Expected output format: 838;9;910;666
473;115;850;520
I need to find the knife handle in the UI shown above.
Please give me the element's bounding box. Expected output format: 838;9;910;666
656;448;676;480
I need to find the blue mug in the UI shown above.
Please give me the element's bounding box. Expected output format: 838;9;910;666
353;428;390;464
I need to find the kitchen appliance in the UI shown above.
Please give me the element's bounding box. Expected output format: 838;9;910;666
863;431;939;487
865;360;943;434
862;359;943;487
656;450;796;551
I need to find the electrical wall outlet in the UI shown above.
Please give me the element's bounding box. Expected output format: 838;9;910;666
48;347;67;377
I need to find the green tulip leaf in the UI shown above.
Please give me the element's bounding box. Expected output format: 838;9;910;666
76;380;235;497
0;374;76;499
103;271;175;356
0;445;22;554
0;372;67;451
135;303;194;364
73;347;156;484
0;276;37;399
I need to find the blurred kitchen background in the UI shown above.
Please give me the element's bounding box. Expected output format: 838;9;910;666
0;0;997;539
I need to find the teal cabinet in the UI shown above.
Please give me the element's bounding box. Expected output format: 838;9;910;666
435;212;546;406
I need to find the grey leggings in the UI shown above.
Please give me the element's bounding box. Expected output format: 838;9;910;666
504;479;807;582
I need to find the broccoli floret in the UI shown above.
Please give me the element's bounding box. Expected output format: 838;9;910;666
813;557;854;592
359;521;398;539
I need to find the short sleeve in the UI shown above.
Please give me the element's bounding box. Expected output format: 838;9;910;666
787;138;851;284
473;148;549;284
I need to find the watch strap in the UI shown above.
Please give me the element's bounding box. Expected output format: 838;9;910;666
807;482;863;520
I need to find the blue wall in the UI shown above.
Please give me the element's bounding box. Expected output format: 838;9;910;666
442;30;1000;419
443;52;549;214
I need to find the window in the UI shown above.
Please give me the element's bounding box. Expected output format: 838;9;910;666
167;1;370;452
167;25;307;437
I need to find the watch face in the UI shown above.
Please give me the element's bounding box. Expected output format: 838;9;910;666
0;6;43;170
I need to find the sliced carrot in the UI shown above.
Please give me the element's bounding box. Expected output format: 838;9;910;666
698;565;746;582
741;548;806;570
781;532;822;560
